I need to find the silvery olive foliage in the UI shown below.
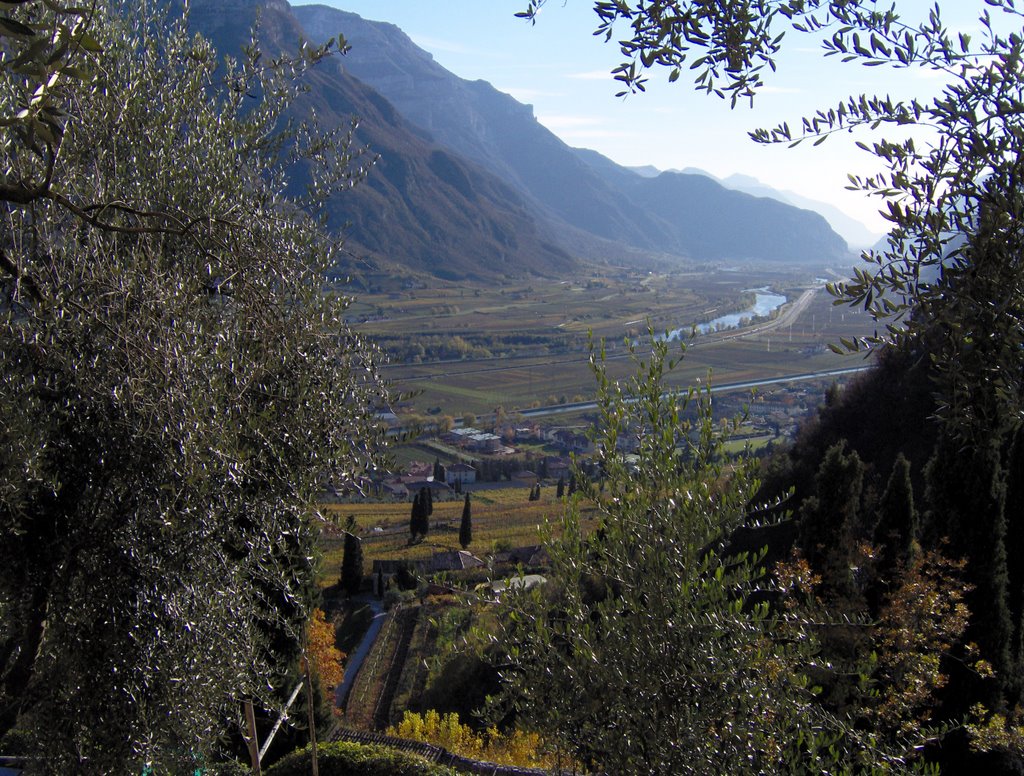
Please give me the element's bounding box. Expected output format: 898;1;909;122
0;1;386;772
509;1;1024;767
490;338;925;773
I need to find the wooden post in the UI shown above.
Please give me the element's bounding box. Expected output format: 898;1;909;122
243;699;262;776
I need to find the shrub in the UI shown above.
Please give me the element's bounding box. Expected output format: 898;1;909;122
204;760;252;775
264;741;457;776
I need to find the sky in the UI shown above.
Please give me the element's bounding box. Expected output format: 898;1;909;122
292;1;991;238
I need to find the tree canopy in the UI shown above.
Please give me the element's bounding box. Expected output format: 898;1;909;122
490;339;929;772
511;1;1024;766
0;1;387;771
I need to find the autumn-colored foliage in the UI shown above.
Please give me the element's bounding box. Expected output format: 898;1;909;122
386;710;570;770
307;608;345;700
775;545;972;748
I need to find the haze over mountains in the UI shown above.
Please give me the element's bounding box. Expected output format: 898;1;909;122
192;0;857;278
634;167;881;249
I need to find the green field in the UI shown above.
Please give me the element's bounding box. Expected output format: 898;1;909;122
366;275;877;417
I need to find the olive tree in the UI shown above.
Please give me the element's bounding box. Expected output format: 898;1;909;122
489;338;923;773
0;1;386;772
521;2;1024;724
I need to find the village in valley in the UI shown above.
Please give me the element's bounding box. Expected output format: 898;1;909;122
317;363;857;734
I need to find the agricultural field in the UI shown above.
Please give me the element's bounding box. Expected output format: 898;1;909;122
320;262;881;733
319;487;573;587
350;265;878;418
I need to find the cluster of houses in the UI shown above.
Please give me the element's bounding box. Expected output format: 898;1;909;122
378;460;453;500
442;423;593;457
370;545;550;597
334;382;838;502
443;426;506;454
712;379;839;439
373;454;575;501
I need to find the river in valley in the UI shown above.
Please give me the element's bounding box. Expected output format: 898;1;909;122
659;287;787;341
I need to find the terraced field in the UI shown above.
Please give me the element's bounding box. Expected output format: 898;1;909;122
319;487;570;586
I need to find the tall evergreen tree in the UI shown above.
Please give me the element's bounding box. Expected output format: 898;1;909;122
418;486;432;538
410;490;423;541
459;494;472;550
798;440;864;600
341;528;364;596
874;453;918;577
925;436;1013;709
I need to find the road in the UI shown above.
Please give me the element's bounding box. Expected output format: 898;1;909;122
708;287;817;343
335;595;386;711
517;364;872;420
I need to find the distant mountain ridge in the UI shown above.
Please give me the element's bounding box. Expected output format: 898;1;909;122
293;4;850;267
632;165;882;249
191;1;852;276
190;0;573;280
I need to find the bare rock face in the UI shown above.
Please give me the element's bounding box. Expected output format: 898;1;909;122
293;4;852;267
186;0;575;280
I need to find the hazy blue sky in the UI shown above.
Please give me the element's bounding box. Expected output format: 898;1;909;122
294;1;990;237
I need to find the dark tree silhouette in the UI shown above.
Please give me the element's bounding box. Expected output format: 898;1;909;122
460;494;472;550
874;453;918;577
341;527;364;596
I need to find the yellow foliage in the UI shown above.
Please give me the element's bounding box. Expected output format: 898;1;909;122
386;710;570;770
388;710;484;759
967;703;1024;757
871;549;970;733
307;607;345;700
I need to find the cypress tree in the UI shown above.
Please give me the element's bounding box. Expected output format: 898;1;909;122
798;440;864;600
874;453;917;576
460;494;472;550
341;530;364;596
557;476;565;498
925;435;1013;709
418;486;431;538
410;490;422;541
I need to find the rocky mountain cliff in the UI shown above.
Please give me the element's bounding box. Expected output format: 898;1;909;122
190;0;574;280
294;3;851;267
189;0;852;276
